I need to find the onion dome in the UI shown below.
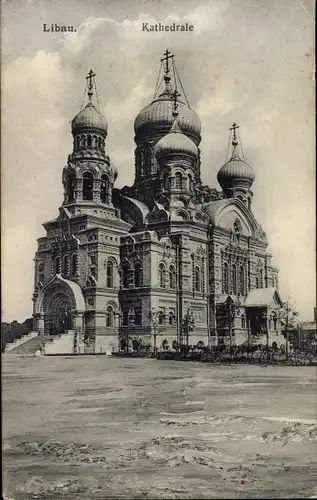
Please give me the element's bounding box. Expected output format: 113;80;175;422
71;102;108;136
71;70;108;137
154;116;198;159
134;91;201;144
217;125;255;194
109;161;118;181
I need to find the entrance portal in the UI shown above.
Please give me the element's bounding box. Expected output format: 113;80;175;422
34;274;86;336
44;292;73;334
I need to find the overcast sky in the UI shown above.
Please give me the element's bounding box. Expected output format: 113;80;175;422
1;0;315;322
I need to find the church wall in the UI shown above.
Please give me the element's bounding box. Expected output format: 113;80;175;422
31;66;282;353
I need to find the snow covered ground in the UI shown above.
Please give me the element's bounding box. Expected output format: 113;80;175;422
2;356;317;499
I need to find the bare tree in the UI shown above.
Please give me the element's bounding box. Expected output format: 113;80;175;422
148;308;164;353
279;299;299;357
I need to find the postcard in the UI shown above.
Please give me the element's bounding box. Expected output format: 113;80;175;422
2;0;315;499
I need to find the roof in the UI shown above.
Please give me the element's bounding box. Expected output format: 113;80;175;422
154;119;198;158
244;287;283;309
202;199;229;224
34;274;86;314
71;102;108;135
217;146;255;186
301;321;316;332
59;275;86;311
134;91;201;141
216;294;237;304
123;196;150;219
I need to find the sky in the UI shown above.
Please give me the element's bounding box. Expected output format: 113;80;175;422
1;0;315;322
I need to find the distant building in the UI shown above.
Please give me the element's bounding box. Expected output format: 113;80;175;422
290;308;317;349
32;51;284;353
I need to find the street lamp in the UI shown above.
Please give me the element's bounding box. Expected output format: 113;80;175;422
115;311;123;352
182;308;195;346
148;309;164;354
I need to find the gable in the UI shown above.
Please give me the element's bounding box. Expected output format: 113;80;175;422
203;198;258;236
216;206;252;236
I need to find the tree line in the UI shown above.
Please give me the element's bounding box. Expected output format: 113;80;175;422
1;318;33;352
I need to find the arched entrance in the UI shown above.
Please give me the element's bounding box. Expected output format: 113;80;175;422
34;274;85;335
44;292;73;334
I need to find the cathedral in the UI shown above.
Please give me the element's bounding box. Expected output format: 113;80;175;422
32;50;284;353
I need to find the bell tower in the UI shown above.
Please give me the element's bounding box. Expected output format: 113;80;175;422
62;70;118;216
217;123;255;210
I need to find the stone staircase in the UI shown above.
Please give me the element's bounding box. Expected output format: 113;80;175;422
4;331;39;353
5;331;76;355
5;335;55;355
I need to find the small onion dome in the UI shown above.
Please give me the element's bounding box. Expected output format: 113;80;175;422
134;90;201;143
109;161;118;181
154;119;198;159
217;144;255;190
72;102;108;136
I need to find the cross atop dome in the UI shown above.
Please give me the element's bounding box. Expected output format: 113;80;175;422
86;69;96;102
171;89;181;118
230;122;239;146
161;49;174;93
71;69;107;137
161;49;174;77
227;122;244;161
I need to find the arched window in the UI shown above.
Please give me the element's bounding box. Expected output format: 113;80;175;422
269;314;273;330
163;173;169;190
162;339;169;349
98;137;103;149
233;221;240;244
201;262;205;293
72;253;78;275
106;306;114;328
169;265;176;289
239;266;245;296
83;172;94;201
175;172;182;189
272;313;277;330
122;262;130;288
38;262;45;285
232;264;237;294
63;255;69;277
255;276;260;289
55;256;61;274
106;260;114;288
194;266;201;292
158;310;165;325
100;174;109;204
134;262;143;288
223;262;229;294
241;314;246;329
188;174;194;192
134;307;142;326
87;135;92;149
67;173;75;203
260;269;264;288
169;312;175;325
122;309;129;326
159;263;166;288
